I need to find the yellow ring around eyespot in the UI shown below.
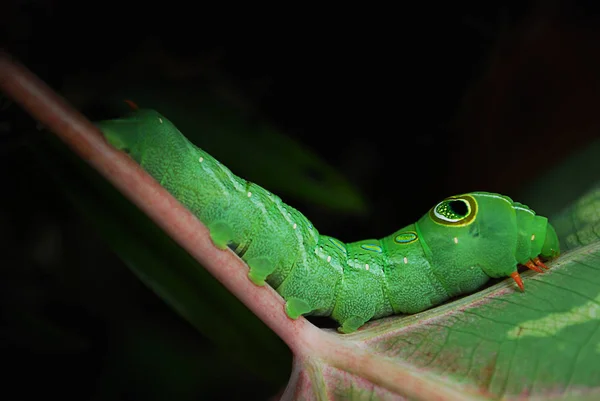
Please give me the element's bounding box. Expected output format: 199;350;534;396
429;195;478;227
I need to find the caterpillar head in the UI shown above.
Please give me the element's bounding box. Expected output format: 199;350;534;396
416;192;560;293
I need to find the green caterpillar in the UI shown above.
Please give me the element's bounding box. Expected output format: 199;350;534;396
96;107;560;333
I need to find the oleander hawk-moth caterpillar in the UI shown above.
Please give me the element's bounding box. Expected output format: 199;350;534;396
96;106;561;333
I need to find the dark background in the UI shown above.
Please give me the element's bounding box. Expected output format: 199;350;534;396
2;1;600;400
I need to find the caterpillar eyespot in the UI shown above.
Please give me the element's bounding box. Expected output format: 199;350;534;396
96;108;561;334
430;195;477;226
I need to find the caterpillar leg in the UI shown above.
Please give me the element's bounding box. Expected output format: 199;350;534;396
524;258;549;273
339;316;369;334
207;221;275;286
533;257;550;270
285;297;314;319
208;221;235;250
277;270;339;321
509;271;524;291
512;256;552;290
246;257;275;286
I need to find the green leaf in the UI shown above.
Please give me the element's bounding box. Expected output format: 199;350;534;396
550;181;600;252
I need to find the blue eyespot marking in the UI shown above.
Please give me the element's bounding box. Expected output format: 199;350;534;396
394;231;418;244
360;244;382;253
329;238;346;253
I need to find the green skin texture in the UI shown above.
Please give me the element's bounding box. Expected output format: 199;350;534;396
96;109;561;333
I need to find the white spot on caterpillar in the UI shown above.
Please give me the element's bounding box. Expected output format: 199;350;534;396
247;192;252;197
327;255;331;262
453;237;459;244
531;234;536;241
403;257;408;264
158;118;163;123
198;157;204;163
365;264;370;270
293;223;297;229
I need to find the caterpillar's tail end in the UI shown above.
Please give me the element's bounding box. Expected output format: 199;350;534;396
510;271;524;291
124;99;139;110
